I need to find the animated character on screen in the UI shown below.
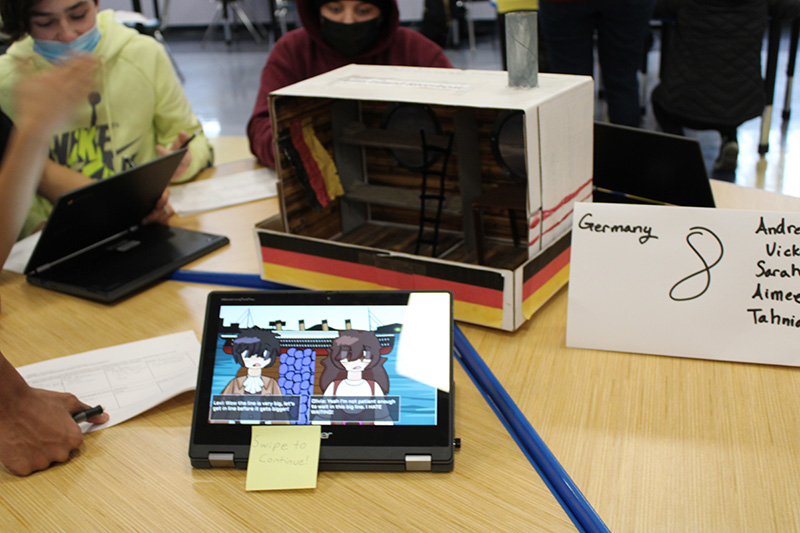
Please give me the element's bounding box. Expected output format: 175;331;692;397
320;330;389;397
222;327;282;395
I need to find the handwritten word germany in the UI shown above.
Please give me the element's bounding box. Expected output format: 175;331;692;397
576;212;658;244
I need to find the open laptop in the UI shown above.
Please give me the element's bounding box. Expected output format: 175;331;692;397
190;290;455;472
593;122;716;207
25;150;229;302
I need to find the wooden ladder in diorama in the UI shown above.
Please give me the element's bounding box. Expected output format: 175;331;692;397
415;130;455;256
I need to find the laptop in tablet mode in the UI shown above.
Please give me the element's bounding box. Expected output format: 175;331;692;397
24;150;229;303
190;290;456;472
593;121;716;208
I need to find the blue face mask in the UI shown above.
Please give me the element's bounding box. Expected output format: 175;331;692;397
33;24;101;63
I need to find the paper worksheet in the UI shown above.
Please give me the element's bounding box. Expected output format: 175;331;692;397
4;231;40;274
17;331;201;433
169;167;278;216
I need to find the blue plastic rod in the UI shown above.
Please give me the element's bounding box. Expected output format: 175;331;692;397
167;270;295;290
453;324;609;533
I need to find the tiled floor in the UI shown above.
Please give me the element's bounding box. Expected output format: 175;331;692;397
165;23;800;198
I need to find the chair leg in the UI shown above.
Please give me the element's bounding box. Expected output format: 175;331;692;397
465;3;476;51
202;5;224;44
231;2;264;43
222;1;233;45
275;4;289;36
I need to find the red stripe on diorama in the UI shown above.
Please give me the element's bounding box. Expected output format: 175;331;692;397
262;246;504;309
522;246;570;298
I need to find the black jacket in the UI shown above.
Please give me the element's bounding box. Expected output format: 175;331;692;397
652;0;800;128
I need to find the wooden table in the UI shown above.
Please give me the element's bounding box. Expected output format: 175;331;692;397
460;180;800;532
0;158;575;531
173;158;278;275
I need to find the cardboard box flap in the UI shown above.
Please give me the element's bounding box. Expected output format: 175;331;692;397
271;65;593;111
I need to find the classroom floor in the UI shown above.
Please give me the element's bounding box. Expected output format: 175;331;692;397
164;22;800;198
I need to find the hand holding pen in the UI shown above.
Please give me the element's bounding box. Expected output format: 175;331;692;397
0;363;110;476
155;130;197;182
72;405;105;423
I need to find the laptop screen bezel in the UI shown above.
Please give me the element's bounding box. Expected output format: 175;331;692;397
190;290;455;456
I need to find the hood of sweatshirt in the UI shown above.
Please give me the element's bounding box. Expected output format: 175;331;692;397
296;0;401;61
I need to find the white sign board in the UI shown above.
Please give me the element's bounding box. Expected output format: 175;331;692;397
566;202;800;366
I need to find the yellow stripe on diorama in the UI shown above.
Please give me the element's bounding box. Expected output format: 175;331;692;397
263;262;386;291
522;265;570;320
263;262;505;328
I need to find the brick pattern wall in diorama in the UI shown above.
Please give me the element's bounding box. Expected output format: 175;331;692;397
272;95;344;240
273;95;530;245
359;102;528;243
358;101;462;233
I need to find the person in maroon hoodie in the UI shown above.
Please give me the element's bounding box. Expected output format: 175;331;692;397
247;0;453;168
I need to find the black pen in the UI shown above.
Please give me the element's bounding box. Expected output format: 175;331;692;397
72;405;104;423
179;133;197;150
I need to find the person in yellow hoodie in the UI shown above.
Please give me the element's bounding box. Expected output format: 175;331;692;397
0;0;213;238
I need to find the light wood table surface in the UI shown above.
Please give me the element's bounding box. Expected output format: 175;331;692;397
174;157;278;275
460;180;800;533
0;155;574;531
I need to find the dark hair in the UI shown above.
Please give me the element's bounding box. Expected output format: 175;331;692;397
319;330;389;393
0;0;33;42
231;327;280;367
0;0;98;43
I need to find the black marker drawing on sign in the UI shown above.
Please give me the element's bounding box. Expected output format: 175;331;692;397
669;226;724;301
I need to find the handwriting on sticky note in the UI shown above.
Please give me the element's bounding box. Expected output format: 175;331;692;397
246;425;321;491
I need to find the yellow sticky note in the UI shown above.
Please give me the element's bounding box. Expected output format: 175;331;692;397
246;425;321;491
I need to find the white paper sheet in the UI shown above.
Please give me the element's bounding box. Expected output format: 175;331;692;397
169;167;278;216
566;202;800;366
4;231;41;274
17;331;201;432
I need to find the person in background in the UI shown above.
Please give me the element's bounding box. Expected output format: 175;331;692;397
0;56;110;477
0;0;212;239
247;0;453;168
651;0;800;174
538;0;655;127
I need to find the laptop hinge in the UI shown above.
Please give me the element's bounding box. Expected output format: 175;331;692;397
208;453;236;468
405;454;432;471
29;227;133;275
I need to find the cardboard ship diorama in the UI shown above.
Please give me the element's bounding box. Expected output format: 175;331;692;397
255;65;593;331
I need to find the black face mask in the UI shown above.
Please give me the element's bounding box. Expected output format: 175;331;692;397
320;17;382;57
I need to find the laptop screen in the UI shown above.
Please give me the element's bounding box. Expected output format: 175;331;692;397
593;122;716;208
202;291;451;427
25;149;187;275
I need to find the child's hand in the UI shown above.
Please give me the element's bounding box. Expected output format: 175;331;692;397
141;189;175;225
156;131;194;182
15;54;99;140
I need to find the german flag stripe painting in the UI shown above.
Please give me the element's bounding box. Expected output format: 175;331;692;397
522;232;571;319
258;233;509;328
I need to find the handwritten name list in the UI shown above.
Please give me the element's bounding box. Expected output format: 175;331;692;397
750;216;800;329
566;203;800;366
